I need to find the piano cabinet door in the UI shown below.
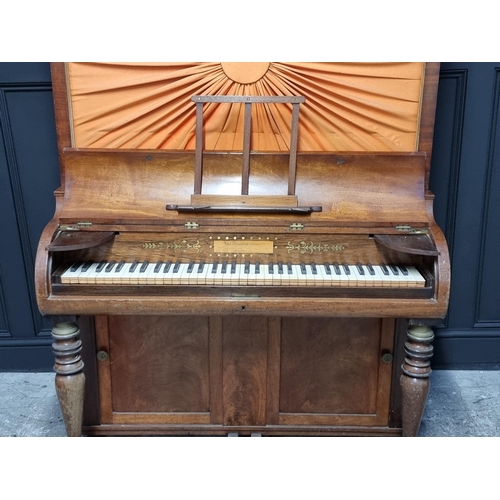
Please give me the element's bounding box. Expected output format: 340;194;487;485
274;317;395;427
95;315;212;426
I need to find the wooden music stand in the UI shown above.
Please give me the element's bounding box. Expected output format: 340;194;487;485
166;95;322;214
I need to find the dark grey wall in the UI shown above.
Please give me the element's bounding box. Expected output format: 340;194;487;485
0;62;498;370
0;63;60;370
430;63;500;368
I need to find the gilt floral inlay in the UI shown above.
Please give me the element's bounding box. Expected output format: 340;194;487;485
142;240;202;252
286;241;346;254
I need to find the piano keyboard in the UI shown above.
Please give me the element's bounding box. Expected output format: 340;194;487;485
60;260;426;288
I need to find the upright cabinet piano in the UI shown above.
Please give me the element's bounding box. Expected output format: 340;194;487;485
36;62;450;436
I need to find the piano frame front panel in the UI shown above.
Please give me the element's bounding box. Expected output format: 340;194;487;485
81;314;399;436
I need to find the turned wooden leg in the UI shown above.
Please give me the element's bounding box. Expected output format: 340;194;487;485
400;324;434;437
52;321;85;437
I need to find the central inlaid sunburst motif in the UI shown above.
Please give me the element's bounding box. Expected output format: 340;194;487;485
67;62;424;152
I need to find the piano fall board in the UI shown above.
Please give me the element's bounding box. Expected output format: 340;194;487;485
35;62;449;436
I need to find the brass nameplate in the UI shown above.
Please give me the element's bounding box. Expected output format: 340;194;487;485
214;240;274;254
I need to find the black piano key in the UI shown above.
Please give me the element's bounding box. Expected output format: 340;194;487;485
173;261;181;273
187;261;195;273
81;261;93;272
389;265;399;275
70;261;82;272
211;261;218;273
231;261;237;274
129;260;139;273
221;261;228;273
96;260;107;272
163;260;172;273
268;262;274;274
197;261;205;273
105;260;116;272
287;262;293;274
323;262;332;275
310;262;317;275
244;261;250;274
366;263;375;275
255;262;260;274
140;260;149;273
300;262;307;275
342;263;350;275
278;262;283;274
356;263;365;275
398;265;409;276
380;264;389;276
333;262;341;275
115;260;125;272
154;260;163;273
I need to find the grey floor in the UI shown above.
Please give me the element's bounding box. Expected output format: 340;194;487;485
0;370;499;437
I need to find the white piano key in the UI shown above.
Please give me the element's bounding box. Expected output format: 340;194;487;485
205;262;217;286
368;266;385;287
406;266;426;287
270;263;282;286
60;262;84;284
149;261;164;284
221;262;235;286
244;263;257;286
95;262;120;284
213;262;227;285
91;261;109;284
296;263;309;286
233;264;245;286
210;262;221;285
362;263;375;287
184;262;198;285
162;261;179;285
110;261;127;284
279;263;292;286
307;263;320;286
229;262;240;285
286;264;299;286
137;263;157;284
254;263;265;286
173;263;190;285
315;264;330;286
127;261;145;284
261;263;272;286
194;262;209;285
320;264;333;287
376;265;399;288
347;265;364;287
388;265;408;287
78;262;101;284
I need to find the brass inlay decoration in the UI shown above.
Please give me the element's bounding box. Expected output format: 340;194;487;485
142;239;202;252
214;240;274;254
286;241;346;254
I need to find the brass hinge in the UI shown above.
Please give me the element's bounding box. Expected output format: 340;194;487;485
184;221;199;229
289;223;305;230
395;225;429;234
59;221;93;231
